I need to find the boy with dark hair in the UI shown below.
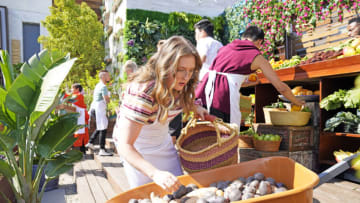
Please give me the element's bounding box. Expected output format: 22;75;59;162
196;26;304;128
348;17;360;37
194;19;223;81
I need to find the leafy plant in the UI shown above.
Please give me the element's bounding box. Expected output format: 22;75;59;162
264;101;286;109
38;0;105;83
123;9;226;66
0;50;82;203
325;111;360;133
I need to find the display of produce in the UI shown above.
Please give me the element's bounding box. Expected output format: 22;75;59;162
264;101;286;109
320;76;360;110
269;55;302;70
128;173;288;203
291;86;318;96
299;50;343;65
333;149;360;162
253;134;281;142
324;111;360;133
239;127;257;137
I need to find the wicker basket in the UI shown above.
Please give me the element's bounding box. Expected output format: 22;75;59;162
263;107;287;124
238;135;254;148
253;138;282;152
269;111;311;126
176;118;238;173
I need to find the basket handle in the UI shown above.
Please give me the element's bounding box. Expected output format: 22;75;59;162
182;116;237;147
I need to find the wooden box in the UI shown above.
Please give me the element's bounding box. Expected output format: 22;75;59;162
238;148;318;171
253;123;314;152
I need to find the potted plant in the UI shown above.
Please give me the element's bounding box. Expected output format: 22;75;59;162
0;50;83;203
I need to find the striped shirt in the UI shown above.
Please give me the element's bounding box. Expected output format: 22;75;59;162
120;81;182;125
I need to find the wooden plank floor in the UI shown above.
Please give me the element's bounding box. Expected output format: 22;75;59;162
313;178;360;203
74;154;116;203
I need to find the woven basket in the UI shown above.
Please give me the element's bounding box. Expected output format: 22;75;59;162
238;135;253;148
253;138;282;152
176;118;238;173
269;111;311;126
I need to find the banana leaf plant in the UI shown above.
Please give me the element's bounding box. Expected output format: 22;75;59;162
0;49;83;203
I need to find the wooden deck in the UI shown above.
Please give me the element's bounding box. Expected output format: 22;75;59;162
313;178;360;203
66;138;360;203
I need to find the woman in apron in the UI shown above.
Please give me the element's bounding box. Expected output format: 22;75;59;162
196;26;304;127
113;36;209;193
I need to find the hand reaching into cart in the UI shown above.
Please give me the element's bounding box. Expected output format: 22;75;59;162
194;104;218;122
151;170;182;193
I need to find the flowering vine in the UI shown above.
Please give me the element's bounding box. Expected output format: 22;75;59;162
229;0;360;58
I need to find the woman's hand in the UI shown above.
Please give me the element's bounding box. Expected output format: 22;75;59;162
56;104;65;110
292;98;306;106
151;170;181;193
194;104;209;120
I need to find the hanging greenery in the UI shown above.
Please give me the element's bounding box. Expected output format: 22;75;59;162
123;9;227;65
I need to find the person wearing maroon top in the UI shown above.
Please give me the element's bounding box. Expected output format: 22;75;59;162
196;26;304;127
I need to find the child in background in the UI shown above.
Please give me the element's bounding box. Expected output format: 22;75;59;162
58;83;89;154
123;60;138;79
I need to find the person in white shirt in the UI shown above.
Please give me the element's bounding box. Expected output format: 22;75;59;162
194;19;223;81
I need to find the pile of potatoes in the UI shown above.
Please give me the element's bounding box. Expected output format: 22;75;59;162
128;173;288;203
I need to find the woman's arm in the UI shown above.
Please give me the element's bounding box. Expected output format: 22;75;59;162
116;117;181;192
251;55;305;106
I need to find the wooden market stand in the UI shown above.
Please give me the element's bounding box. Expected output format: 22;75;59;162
241;55;360;175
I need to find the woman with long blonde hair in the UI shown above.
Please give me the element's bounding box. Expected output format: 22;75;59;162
113;36;210;192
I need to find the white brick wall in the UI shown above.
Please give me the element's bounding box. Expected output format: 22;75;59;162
1;0;51;62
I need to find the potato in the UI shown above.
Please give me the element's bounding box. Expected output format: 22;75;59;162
237;177;246;184
186;187;217;199
314;90;320;95
254;173;265;181
242;192;254;200
276;182;285;188
229;180;244;190
180;196;199;203
163;194;174;201
257;181;271;195
196;199;208;203
206;195;226;203
224;187;242;201
138;199;151;203
265;177;276;185
246;176;255;184
243;186;256;194
274;187;288;193
173;185;187;199
216;181;229;190
306;90;313;95
249;180;259;188
186;184;199;190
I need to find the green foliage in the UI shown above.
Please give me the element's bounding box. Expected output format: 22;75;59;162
0;49;82;203
123;9;227;66
38;0;105;83
127;9;170;23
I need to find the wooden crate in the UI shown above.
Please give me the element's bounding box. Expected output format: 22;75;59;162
293;10;358;57
253;123;314;152
238;148;318;171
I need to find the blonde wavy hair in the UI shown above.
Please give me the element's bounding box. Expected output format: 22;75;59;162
128;36;202;123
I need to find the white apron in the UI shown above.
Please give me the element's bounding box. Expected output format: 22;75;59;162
90;100;108;130
205;70;248;127
113;109;183;188
74;106;86;134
